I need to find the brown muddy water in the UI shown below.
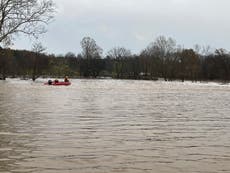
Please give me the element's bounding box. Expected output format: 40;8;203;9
0;79;230;173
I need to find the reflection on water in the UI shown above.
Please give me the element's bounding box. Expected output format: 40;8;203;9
0;79;230;173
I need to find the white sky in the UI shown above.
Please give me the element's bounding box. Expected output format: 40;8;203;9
13;0;230;55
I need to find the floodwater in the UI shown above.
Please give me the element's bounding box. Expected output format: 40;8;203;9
0;79;230;173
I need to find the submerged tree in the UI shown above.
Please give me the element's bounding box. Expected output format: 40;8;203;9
80;37;103;77
178;49;200;81
107;47;132;78
141;36;177;80
31;42;47;81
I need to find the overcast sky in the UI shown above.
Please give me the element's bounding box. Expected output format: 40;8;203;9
12;0;230;55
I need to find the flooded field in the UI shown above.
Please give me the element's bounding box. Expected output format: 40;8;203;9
0;79;230;173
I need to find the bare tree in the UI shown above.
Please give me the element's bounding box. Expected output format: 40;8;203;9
31;42;47;81
179;49;200;82
0;0;55;46
151;36;176;57
194;44;201;54
107;47;132;78
141;35;177;60
32;42;46;53
142;36;177;80
107;47;131;59
65;52;76;58
80;37;103;59
202;45;212;56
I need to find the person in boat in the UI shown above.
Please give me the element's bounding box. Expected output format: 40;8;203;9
48;80;52;85
54;79;59;83
64;76;69;82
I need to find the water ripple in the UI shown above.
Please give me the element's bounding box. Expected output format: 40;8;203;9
0;79;230;173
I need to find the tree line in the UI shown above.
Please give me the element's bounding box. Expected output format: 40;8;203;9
1;0;230;82
1;36;230;82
